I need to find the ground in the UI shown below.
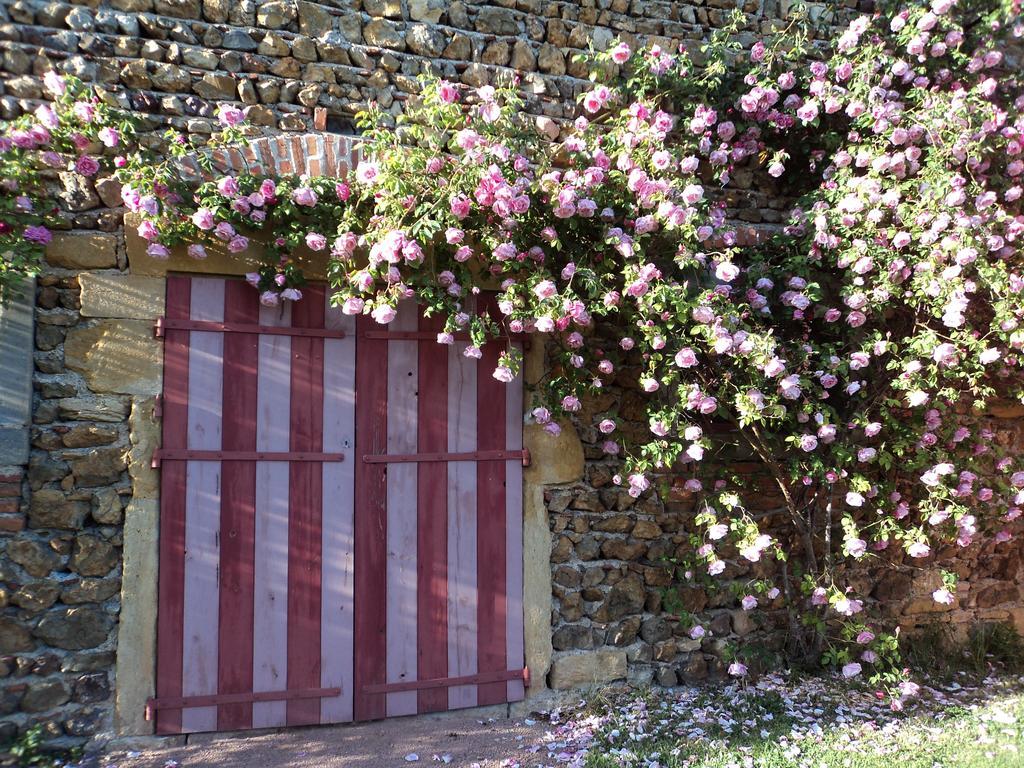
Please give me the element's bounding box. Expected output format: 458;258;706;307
40;673;1024;768
106;712;546;768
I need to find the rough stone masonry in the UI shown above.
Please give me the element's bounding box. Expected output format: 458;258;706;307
0;0;1022;752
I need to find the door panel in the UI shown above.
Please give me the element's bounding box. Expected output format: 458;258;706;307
153;279;525;733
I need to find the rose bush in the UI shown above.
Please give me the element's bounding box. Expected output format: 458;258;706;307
0;73;132;286
6;0;1024;695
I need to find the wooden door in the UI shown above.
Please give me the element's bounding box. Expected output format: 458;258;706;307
149;276;526;734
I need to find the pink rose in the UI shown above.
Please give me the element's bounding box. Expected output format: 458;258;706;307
292;186;317;206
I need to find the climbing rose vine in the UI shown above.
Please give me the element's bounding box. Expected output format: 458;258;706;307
7;0;1024;692
0;73;130;285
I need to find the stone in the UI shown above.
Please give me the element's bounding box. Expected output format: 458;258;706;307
128;397;160;500
28;455;69;488
0;617;33;653
71;534;119;576
461;63;490;87
524;422;584;486
0;684;25;717
45;233;117;270
552;624;593;651
154;0;200;18
60;173;100;212
62;425;118;448
297;0;332;35
535;116;560;140
61;578;121;605
64;651;117;674
575;535;601;561
58;397;130;423
222;29;259;50
29;489;90;530
510;39;537;70
476;6;520;35
593;515;633;533
194;73;238;99
71;673;110;705
34;607;113;650
64;320;162;396
36;325;65;352
246;105;276;126
12;582;60;612
548;649;626;689
6;539;61;578
408;0;445;23
203;0;229;21
257;0;296;27
66;7;94;30
709;612;732;635
596;574;645;621
152;63;191;91
731;609;757;636
674;586;709;613
872;570;912;601
68;447;127;487
975;583;1019;608
183;47;219;69
363;0;401;15
680;653;708;683
553;566;581;588
632;520;663;539
258;32;291;56
364;19;405;49
79;274;165;320
142;42;165;62
481;40;510;66
444;34;472;61
21;680;70;713
641;617;672;644
600;539;646;560
550;535;573;563
608;617;641;645
95;176;123;208
120;59;152;89
407;24;446;57
656;666;678;686
115;498;158;734
65;707;105;737
92;488;123;525
538;44;566;75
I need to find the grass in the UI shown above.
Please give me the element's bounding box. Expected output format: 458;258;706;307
537;673;1024;768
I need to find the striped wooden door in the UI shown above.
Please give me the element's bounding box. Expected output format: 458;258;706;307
150;276;526;734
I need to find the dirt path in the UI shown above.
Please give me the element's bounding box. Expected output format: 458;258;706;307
107;712;550;768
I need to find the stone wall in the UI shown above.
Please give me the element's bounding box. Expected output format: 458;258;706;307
0;0;864;140
544;374;1024;691
0;0;1018;752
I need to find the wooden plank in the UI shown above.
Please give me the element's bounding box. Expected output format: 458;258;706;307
447;341;478;711
156;275;191;735
362;450;523;464
385;301;418;718
182;277;225;733
159;318;346;338
364;669;526;695
252;301;292;729
417;312;448;714
476;305;508;707
354;313;388;721
505;341;525;703
320;291;356;724
149;687;340;713
156;450;344;463
218;280;259;731
287;285;326;727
